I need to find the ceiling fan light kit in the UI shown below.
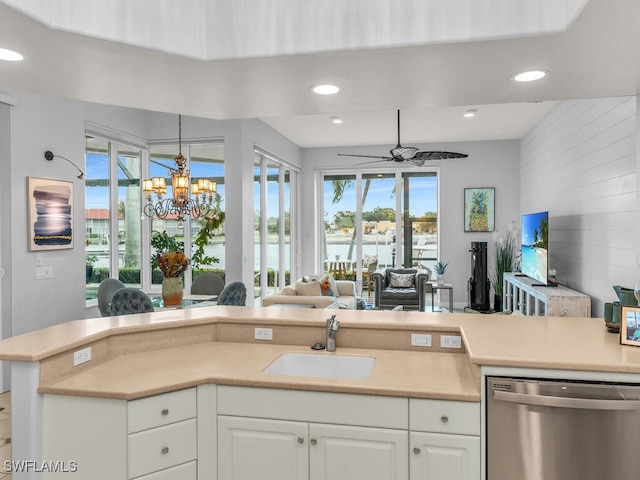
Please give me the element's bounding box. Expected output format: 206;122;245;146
337;110;468;166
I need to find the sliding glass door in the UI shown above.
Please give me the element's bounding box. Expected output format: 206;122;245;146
321;170;437;293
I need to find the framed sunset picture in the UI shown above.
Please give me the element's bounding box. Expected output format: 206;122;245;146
27;177;74;251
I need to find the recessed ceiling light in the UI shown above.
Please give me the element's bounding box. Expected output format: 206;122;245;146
330;116;343;124
464;109;478;118
311;84;340;95
0;47;24;62
513;70;547;82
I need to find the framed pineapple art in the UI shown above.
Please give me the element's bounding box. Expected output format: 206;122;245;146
464;187;495;232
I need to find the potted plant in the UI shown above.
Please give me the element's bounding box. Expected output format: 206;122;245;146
192;193;225;269
433;260;448;285
85;254;98;283
490;231;516;311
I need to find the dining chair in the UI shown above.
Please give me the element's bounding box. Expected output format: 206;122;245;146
216;282;247;306
361;257;379;292
108;288;155;316
191;272;225;296
97;278;126;317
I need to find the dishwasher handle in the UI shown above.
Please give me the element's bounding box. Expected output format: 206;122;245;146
493;390;640;411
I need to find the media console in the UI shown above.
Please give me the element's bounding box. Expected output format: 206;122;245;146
503;272;591;317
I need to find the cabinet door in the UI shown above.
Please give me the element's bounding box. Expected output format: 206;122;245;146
410;432;480;480
218;416;308;480
310;423;408;480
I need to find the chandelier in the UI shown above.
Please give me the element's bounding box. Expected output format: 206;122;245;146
142;114;216;228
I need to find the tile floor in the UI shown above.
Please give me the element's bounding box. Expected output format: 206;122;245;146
0;391;11;480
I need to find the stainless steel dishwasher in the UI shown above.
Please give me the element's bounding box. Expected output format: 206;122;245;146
487;377;640;480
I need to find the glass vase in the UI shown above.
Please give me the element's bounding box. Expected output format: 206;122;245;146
162;276;183;307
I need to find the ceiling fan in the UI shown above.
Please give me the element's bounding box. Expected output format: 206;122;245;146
338;110;468;166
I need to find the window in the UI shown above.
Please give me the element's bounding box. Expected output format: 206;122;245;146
148;142;224;290
321;170;437;294
85;134;224;302
254;150;298;302
85;136;143;301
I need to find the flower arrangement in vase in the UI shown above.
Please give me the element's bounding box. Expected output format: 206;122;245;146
156;250;190;306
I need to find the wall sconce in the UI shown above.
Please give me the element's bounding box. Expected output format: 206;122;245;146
44;151;85;179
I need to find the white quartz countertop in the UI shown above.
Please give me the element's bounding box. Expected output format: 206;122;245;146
2;306;640;401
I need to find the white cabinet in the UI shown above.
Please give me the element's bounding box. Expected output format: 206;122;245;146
409;399;481;480
218;416;408;480
310;423;408;480
127;388;197;479
502;272;591;317
43;385;481;480
42;387;198;480
410;432;480;480
218;416;308;480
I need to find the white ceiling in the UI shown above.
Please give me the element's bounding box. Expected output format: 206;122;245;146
0;0;638;149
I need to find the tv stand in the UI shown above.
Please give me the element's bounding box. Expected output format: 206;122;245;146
503;273;591;317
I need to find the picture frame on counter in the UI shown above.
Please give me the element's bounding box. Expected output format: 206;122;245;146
620;305;640;346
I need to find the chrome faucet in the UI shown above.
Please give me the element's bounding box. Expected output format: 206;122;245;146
326;314;340;352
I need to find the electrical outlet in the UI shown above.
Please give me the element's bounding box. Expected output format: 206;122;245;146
440;335;462;349
73;346;92;366
254;328;273;341
411;333;432;347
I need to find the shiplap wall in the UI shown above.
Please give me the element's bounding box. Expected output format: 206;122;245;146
520;96;637;317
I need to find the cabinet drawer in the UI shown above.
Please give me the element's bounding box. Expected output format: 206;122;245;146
128;419;197;478
132;460;196;480
128;388;196;433
410;399;480;435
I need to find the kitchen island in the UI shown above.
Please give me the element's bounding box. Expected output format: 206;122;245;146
2;306;640;479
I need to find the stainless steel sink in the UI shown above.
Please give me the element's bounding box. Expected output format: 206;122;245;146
263;352;375;380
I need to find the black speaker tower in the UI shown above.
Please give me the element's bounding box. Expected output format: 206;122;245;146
468;242;490;312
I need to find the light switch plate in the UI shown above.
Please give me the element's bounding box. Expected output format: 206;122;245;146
35;266;53;279
411;333;432;347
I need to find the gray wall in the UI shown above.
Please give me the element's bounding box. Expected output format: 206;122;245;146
520;96;637;316
300;140;521;306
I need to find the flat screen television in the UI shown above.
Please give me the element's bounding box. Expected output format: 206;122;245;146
520;211;549;285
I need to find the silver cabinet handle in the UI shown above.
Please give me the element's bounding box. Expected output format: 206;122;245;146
310;438;317;445
161;408;169;416
413;447;421;455
161;446;169;454
494;390;640;411
297;437;304;444
440;415;449;423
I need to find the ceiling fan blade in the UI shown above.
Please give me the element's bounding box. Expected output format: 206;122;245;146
337;153;393;160
414;151;469;160
352;159;390;166
408;159;426;167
